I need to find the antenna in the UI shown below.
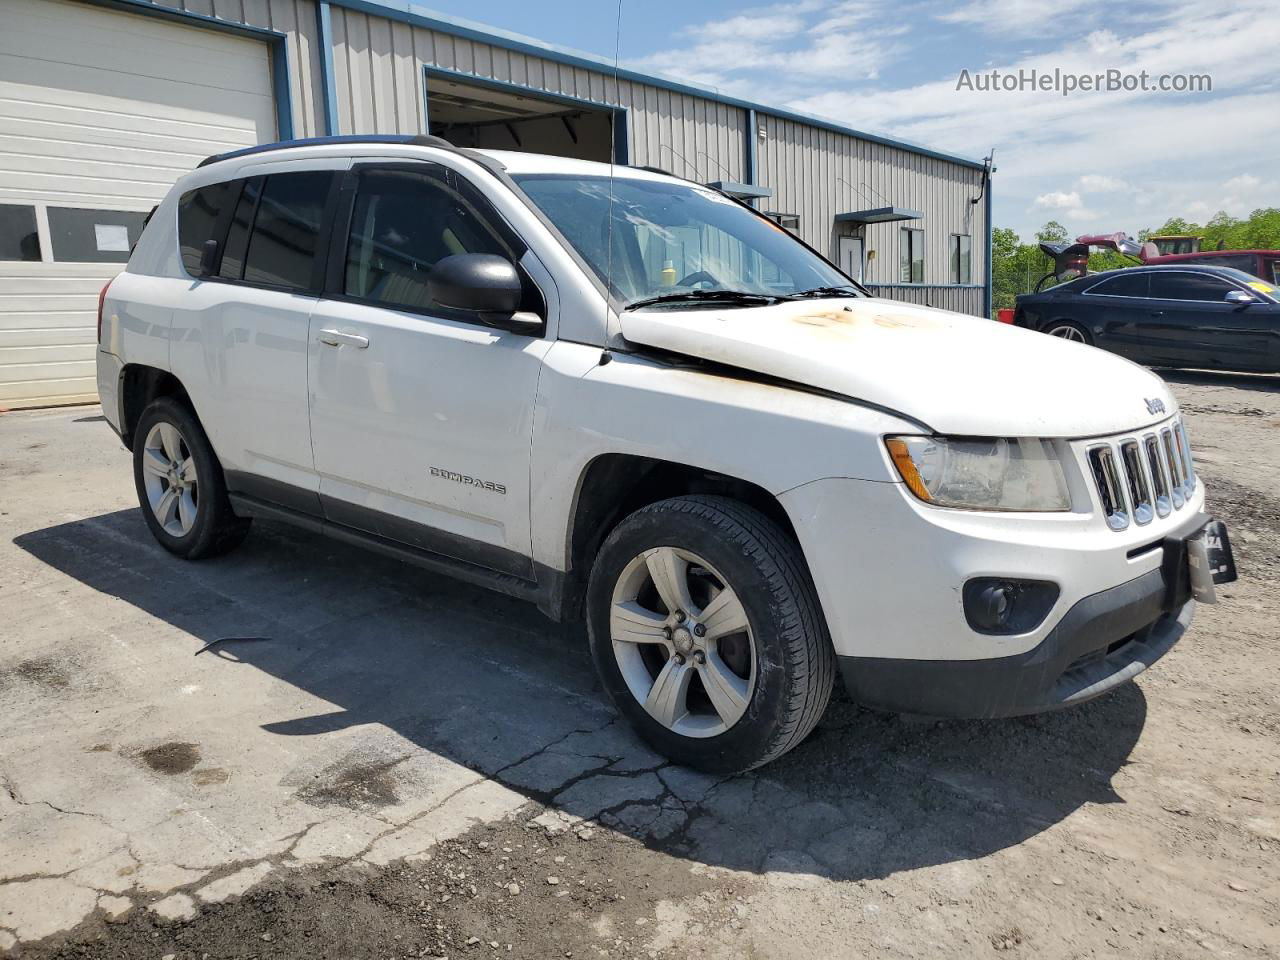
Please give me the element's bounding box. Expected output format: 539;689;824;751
603;0;623;345
657;143;702;181
836;176;889;209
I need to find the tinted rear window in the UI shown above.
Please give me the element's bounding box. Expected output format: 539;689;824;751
218;178;259;281
1085;272;1150;298
242;172;332;290
177;181;236;275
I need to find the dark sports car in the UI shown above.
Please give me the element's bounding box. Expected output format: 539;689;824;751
1015;265;1280;373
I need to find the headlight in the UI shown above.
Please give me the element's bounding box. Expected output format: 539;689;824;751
885;436;1071;512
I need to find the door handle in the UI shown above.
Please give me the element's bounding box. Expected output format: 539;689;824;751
1150;311;1164;317
318;329;369;349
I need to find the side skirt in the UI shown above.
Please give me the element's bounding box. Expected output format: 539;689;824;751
226;491;571;621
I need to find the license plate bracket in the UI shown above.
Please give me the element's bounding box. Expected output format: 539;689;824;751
1162;519;1237;608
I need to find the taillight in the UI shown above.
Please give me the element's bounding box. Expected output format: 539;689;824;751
97;277;115;345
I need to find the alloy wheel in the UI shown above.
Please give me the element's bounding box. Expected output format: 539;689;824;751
1048;324;1087;342
609;545;756;738
140;421;199;537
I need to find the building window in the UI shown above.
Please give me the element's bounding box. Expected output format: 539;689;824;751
950;234;972;284
47;207;147;263
0;204;41;261
900;228;924;283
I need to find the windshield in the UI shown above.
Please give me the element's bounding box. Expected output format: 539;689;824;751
511;174;859;308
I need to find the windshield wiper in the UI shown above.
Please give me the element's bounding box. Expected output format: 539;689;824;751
623;290;782;311
784;285;862;300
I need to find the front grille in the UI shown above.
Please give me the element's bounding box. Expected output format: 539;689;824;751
1087;417;1195;532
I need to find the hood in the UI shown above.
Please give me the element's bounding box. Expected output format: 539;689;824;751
619;297;1175;438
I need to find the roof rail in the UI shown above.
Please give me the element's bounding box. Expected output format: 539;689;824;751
197;134;454;168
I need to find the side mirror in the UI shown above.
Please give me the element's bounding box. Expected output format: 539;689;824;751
1224;289;1256;306
429;253;523;314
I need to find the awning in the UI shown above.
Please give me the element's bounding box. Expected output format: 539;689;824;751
707;180;774;200
834;206;923;224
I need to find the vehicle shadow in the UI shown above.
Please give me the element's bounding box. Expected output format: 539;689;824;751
14;509;1147;883
1157;368;1280;392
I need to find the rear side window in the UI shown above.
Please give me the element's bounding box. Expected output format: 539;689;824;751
1148;272;1234;302
218;178;259;281
177;181;236;275
242;172;332;290
1085;272;1150;298
343;166;524;313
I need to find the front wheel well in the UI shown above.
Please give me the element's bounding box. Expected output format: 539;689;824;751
558;454;799;622
119;365;190;450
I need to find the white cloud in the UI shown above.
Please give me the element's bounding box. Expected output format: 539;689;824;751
1223;174;1260;193
939;0;1096;35
1077;175;1128;193
1035;191;1083;210
1080;175;1131;192
625;0;906;96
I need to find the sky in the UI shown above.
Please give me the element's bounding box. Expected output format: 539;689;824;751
415;0;1279;240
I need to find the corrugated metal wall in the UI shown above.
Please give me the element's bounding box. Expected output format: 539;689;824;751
326;5;747;186
757;115;987;294
864;285;981;314
105;1;987;319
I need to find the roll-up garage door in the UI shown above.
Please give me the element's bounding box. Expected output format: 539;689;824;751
0;0;277;409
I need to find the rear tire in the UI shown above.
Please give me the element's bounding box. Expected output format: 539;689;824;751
132;397;250;560
1043;320;1091;344
586;495;834;773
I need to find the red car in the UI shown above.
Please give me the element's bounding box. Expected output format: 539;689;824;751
1142;249;1280;285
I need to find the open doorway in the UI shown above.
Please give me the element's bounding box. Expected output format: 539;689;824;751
425;71;621;163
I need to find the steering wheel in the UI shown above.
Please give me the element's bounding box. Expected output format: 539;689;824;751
677;270;719;288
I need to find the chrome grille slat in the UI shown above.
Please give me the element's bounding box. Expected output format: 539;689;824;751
1144;433;1172;517
1087;417;1194;531
1119;440;1153;525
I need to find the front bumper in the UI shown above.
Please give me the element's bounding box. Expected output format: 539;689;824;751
838;567;1194;718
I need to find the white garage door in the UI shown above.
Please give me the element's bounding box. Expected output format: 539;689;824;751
0;0;277;409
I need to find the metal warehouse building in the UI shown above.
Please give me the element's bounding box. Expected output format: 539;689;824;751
0;0;992;409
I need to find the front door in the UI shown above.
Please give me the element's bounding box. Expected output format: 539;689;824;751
306;162;551;578
1142;271;1268;370
838;236;864;283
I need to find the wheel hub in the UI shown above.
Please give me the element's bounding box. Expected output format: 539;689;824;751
671;624;695;655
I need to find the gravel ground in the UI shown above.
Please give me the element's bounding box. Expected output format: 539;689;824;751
3;369;1278;959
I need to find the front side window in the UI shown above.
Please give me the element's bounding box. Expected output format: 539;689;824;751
343;166;523;314
901;228;924;284
241;171;332;290
511;174;853;308
950;234;971;284
1148;272;1234;302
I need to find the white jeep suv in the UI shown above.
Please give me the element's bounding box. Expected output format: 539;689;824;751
96;135;1235;772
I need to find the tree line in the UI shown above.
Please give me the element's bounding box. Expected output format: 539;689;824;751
991;207;1280;315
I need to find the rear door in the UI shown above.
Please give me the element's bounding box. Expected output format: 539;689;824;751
1142;271;1264;370
169;165;342;506
306;161;552;576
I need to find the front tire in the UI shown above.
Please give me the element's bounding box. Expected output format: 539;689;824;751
586;495;834;773
132;397;250;559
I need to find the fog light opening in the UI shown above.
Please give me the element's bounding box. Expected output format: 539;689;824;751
963;578;1060;636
